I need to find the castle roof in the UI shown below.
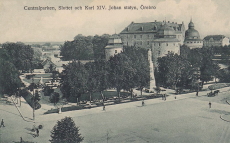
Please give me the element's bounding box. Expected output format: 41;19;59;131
185;20;201;40
204;35;227;41
120;21;184;34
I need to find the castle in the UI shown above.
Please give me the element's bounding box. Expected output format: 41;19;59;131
119;19;203;63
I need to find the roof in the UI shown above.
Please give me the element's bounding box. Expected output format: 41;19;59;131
120;21;184;34
41;59;56;67
204;35;227;41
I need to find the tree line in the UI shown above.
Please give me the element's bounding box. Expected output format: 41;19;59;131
59;46;150;103
60;34;110;61
156;45;220;91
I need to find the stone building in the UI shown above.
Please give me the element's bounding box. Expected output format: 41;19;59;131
203;35;229;47
184;20;203;49
119;20;185;49
105;34;123;61
151;23;181;63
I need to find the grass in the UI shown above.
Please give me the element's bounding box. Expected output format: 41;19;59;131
208;83;230;90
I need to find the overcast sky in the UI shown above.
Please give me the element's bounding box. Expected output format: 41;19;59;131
0;0;230;43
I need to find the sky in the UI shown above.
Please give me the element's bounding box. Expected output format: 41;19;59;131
0;0;230;43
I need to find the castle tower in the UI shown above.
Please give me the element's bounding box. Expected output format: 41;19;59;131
105;34;123;61
148;49;156;90
184;19;203;49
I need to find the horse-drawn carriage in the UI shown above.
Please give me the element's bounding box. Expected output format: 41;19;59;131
207;90;220;97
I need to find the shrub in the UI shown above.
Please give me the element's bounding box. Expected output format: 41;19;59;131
50;117;84;143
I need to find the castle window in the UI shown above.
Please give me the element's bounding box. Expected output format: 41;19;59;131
134;35;136;38
115;50;117;53
158;51;160;55
159;43;161;46
166;43;168;46
140;35;142;38
147;41;150;45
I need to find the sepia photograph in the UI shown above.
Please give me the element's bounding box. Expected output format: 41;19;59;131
1;0;230;142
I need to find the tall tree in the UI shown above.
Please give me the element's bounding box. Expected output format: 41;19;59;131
50;117;84;143
60;61;88;104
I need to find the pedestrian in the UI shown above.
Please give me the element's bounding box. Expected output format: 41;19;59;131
162;94;164;100
209;102;211;108
36;128;39;137
142;100;145;106
175;96;176;99
0;119;5;127
20;137;23;143
164;94;166;101
103;104;105;111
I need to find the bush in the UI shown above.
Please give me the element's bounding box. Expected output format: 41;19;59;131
50;117;84;143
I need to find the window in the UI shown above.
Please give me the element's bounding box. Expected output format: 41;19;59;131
159;43;161;46
147;35;150;39
140;41;142;45
166;43;168;46
115;50;117;53
147;41;150;45
158;51;161;55
134;35;136;38
140;35;142;38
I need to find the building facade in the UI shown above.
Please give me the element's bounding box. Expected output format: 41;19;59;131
105;34;123;61
184;20;203;49
203;35;229;47
119;20;185;49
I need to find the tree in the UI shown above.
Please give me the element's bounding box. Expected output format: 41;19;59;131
0;53;22;95
60;61;88;104
84;62;98;103
2;42;34;72
49;92;60;105
50;117;84;143
60;35;94;60
108;53;134;100
157;52;191;89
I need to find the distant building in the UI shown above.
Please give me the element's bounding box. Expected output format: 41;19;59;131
105;34;123;61
203;35;229;47
184;19;203;49
119;20;185;48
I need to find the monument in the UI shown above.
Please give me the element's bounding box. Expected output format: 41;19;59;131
148;49;156;91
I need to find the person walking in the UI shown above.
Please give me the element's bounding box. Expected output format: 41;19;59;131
20;137;23;143
0;119;5;127
142;100;145;106
209;102;212;108
103;104;106;111
36;128;39;137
